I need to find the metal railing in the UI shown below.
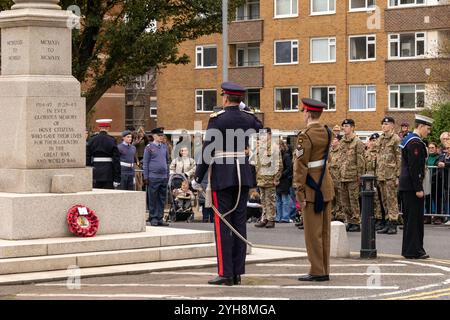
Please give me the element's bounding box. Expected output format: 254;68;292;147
399;166;450;218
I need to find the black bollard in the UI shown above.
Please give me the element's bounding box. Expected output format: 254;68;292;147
360;174;377;259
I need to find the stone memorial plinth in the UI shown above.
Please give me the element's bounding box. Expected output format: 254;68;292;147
0;0;146;240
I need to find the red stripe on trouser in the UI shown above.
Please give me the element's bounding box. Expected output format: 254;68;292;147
212;191;224;276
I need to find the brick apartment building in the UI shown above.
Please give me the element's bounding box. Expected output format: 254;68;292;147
157;0;450;140
87;70;158;137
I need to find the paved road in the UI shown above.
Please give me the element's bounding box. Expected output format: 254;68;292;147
1;221;449;302
1;256;450;301
169;221;450;260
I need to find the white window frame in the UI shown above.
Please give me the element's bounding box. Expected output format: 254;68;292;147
310;86;337;111
245;88;261;111
274;0;299;18
236;0;260;21
236;43;260;67
388;0;427;9
349;85;377;111
149;99;157;118
195;45;217;69
388;32;426;59
310;37;336;63
348;35;376;62
274;40;299;65
349;0;376;12
195;89;217;113
274;87;299;112
388;84;426;111
310;0;336;15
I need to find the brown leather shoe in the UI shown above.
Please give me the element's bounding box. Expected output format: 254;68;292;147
254;219;268;228
265;220;275;228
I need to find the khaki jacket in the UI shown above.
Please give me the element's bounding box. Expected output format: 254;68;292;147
375;132;401;181
338;133;366;182
293;123;334;203
365;148;377;175
328;147;341;183
256;140;283;188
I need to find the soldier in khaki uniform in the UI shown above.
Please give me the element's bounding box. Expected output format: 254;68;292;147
328;134;345;222
254;128;283;229
375;116;402;235
294;98;334;282
338;119;366;232
365;133;384;230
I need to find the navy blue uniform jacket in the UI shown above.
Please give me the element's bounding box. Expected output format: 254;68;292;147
195;105;263;191
86;132;121;183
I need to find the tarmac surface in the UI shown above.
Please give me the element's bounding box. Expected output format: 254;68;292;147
1;222;450;301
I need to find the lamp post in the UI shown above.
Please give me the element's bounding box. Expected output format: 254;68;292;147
360;174;377;259
222;0;228;82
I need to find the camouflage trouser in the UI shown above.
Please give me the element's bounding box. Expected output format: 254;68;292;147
340;181;361;224
378;179;399;222
374;186;383;220
332;180;345;221
260;187;276;222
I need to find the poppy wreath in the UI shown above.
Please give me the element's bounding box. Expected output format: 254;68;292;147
67;205;99;237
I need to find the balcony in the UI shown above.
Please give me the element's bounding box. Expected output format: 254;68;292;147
229;65;264;88
385;5;450;32
229;19;263;43
385;58;450;83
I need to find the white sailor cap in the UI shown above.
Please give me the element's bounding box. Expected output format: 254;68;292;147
415;115;434;126
96;119;112;127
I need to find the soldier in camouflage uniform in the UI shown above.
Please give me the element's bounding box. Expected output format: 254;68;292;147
254;128;283;229
328;134;345;222
365;133;384;230
338;119;366;232
375;116;402;235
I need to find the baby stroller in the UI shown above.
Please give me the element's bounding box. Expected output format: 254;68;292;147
167;173;194;222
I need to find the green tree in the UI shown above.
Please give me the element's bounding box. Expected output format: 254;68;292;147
423;102;450;143
0;0;245;113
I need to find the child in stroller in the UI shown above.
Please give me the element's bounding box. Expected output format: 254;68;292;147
247;189;262;223
169;176;195;222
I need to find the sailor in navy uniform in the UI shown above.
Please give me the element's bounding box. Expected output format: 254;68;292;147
193;82;263;286
399;114;434;259
86;119;121;189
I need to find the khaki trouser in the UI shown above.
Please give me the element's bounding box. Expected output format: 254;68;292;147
341;181;361;224
260;187;276;222
378;179;399;222
332;181;345;221
303;201;332;276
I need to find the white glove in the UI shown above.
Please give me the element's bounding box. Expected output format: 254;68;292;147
191;179;203;191
113;182;120;188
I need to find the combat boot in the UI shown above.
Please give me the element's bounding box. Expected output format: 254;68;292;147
348;224;360;232
375;219;385;231
387;222;397;235
254;219;268;228
265;220;275;228
377;221;391;234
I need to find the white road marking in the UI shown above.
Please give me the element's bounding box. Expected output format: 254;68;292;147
35;283;399;290
256;263;407;267
335;278;450;300
15;293;288;300
396;260;450;273
149;271;443;277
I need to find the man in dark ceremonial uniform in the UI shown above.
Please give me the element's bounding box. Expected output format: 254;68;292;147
193;81;263;286
86;119;121;189
399;114;434;259
293;98;334;282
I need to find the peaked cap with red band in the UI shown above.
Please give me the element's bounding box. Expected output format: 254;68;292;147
221;81;245;96
301;98;327;112
96;119;112;127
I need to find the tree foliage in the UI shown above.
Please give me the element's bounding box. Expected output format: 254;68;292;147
422;101;450;144
1;0;245;113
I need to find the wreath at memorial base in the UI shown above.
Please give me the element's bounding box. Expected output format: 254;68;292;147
67;205;99;237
